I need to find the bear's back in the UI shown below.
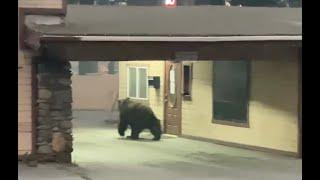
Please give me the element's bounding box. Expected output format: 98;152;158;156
120;100;157;123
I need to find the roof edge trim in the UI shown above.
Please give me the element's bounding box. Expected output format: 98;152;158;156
41;35;302;42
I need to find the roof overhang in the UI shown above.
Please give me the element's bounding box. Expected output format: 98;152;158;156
39;36;301;61
23;5;301;61
40;35;302;42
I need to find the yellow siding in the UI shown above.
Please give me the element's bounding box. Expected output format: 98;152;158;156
119;61;165;127
18;50;33;155
19;0;64;9
118;58;299;153
182;59;299;153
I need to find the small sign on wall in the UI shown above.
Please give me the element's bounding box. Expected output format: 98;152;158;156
175;51;198;61
169;69;175;94
148;76;160;89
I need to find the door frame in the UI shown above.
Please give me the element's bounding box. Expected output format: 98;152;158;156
298;47;302;158
163;60;182;135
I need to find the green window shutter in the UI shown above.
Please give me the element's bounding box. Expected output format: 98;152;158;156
213;60;250;123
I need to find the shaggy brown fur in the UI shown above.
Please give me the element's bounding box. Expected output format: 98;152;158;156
118;98;162;140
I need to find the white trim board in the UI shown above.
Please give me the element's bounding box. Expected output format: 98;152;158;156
41;35;302;42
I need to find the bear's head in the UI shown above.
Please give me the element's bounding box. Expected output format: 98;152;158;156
118;98;130;111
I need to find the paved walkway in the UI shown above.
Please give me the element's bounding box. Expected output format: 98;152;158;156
71;110;302;180
18;110;302;180
18;163;84;180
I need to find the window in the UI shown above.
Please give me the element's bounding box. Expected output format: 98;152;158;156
79;61;98;75
127;67;148;99
183;63;193;100
70;61;79;75
213;60;250;125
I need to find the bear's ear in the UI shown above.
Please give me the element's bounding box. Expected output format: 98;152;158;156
118;99;123;106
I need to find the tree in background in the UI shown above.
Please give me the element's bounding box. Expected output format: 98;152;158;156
230;0;300;7
108;61;119;74
194;0;225;5
288;0;301;7
68;0;79;4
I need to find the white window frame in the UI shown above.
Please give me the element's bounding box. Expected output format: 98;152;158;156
127;66;149;100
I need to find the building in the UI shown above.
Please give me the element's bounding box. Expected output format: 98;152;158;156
116;10;301;156
71;61;119;111
119;56;301;156
18;0;68;160
18;2;301;162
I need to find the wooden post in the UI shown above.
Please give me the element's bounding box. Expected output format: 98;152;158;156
298;47;302;158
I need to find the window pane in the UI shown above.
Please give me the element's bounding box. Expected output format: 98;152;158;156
70;61;79;75
183;65;191;95
129;68;137;97
169;65;177;107
138;68;147;98
79;61;98;75
213;60;249;122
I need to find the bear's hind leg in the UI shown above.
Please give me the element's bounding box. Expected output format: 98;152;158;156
150;125;161;141
127;129;141;140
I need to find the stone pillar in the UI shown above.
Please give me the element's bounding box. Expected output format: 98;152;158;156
36;59;73;163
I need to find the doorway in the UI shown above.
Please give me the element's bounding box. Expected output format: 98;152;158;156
164;61;182;135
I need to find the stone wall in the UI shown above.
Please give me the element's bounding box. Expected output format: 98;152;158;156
36;59;73;163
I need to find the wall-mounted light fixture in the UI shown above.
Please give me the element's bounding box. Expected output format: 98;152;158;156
148;76;160;89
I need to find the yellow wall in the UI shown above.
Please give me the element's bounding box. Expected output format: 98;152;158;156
19;0;64;9
18;49;33;156
119;61;165;127
18;0;65;157
72;73;119;111
182;59;299;153
118;58;299;153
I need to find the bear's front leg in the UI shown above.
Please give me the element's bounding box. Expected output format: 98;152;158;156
118;120;128;137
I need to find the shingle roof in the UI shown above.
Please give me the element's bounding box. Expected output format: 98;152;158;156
27;5;302;37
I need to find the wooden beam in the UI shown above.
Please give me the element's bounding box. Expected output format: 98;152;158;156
42;41;301;61
298;47;302;158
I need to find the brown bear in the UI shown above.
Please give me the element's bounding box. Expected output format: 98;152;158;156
117;98;162;141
